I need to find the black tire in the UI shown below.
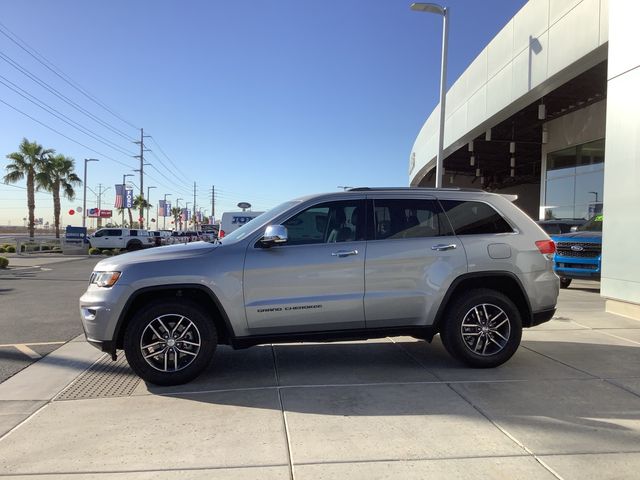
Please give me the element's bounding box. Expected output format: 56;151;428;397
124;300;217;385
126;240;142;251
560;278;572;289
440;288;522;368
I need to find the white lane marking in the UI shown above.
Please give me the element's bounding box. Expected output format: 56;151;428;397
13;344;42;359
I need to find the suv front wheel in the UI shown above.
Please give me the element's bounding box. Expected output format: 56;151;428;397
124;300;217;385
440;289;522;368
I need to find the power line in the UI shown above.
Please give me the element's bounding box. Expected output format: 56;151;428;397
147;149;193;190
147;137;193;185
0;21;139;132
0;74;136;157
0;96;135;170
0;49;136;142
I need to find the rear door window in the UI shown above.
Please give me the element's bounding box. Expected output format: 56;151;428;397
439;200;513;235
372;198;452;240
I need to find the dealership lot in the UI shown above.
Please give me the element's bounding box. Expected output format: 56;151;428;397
0;258;639;479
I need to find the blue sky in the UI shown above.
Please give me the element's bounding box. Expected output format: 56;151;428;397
0;0;525;227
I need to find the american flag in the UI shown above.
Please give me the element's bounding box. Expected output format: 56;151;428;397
114;184;124;208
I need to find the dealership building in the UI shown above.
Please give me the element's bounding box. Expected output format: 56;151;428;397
409;0;640;319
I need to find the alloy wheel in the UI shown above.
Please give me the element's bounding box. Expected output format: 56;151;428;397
460;303;511;356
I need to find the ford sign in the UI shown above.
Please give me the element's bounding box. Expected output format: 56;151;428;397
570;245;584;252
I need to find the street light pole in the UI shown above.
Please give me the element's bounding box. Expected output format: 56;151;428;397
146;186;156;230
122;174;133;227
163;193;172;229
411;2;449;188
82;159;99;229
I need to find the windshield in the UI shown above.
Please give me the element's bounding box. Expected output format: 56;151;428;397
578;214;603;232
221;201;300;244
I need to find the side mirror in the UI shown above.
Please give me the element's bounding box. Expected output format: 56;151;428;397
261;225;288;247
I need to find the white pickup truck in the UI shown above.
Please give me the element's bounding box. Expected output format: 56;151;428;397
89;228;155;251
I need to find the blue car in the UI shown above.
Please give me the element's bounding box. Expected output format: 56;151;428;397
550;214;603;288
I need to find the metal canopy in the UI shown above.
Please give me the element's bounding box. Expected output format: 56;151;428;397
423;61;608;190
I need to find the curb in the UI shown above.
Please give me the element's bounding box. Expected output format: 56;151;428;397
0;336;104;440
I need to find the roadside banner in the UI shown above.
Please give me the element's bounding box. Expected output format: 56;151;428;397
124;188;134;208
158;200;166;218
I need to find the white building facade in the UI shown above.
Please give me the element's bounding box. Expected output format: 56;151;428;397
409;0;640;319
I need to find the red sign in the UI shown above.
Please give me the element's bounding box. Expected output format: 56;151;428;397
87;208;113;218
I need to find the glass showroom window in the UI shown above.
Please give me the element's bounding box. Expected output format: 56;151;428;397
545;139;604;220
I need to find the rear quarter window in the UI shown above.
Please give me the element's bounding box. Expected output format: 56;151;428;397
440;200;513;235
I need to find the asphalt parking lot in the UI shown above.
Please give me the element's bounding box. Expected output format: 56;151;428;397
0;258;639;479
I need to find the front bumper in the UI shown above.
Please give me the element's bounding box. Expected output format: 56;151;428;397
79;283;132;350
553;255;601;280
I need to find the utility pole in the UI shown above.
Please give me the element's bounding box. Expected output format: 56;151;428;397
211;185;215;224
133;128;151;228
193;182;197;231
96;183;112;229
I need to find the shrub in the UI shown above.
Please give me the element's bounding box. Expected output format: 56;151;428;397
102;249;113;256
0;247;5;254
52;246;61;251
88;247;101;255
112;249;122;255
5;246;16;253
40;245;51;251
0;257;8;268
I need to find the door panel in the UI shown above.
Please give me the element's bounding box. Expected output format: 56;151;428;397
243;198;367;335
244;241;366;334
364;196;467;328
364;236;466;327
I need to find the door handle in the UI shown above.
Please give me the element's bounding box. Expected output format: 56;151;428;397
332;249;358;257
431;244;457;251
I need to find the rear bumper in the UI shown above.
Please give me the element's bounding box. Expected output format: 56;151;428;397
530;308;556;327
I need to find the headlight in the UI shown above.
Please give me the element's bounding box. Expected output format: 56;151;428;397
90;271;121;287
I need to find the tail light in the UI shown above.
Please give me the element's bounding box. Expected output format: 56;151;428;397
219;230;225;238
535;240;556;255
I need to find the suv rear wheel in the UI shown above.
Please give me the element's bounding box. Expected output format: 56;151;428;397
560;277;572;289
440;288;522;368
124;300;217;385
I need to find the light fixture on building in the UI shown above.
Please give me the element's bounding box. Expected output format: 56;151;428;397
468;141;474;152
485;129;491;141
510;168;515;178
509;141;516;154
480;175;485;185
476;167;481;177
510;156;516;168
542;125;549;144
470;154;475;166
538;102;546;120
450;174;454;184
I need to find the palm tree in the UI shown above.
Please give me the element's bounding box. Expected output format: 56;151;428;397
132;195;151;229
4;139;54;238
36;154;81;238
171;206;181;231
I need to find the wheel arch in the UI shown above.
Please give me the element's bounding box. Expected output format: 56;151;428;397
112;284;235;352
433;272;533;330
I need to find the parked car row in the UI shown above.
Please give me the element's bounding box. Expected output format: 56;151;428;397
87;228;215;250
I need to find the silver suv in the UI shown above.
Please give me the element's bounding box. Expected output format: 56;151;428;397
80;188;559;385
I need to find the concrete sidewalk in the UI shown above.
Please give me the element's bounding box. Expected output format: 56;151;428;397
0;281;639;479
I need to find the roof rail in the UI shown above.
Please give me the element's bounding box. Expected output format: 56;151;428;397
347;186;485;193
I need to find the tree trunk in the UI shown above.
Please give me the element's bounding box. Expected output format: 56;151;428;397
53;181;61;239
139;207;144;229
128;208;133;227
27;170;35;239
